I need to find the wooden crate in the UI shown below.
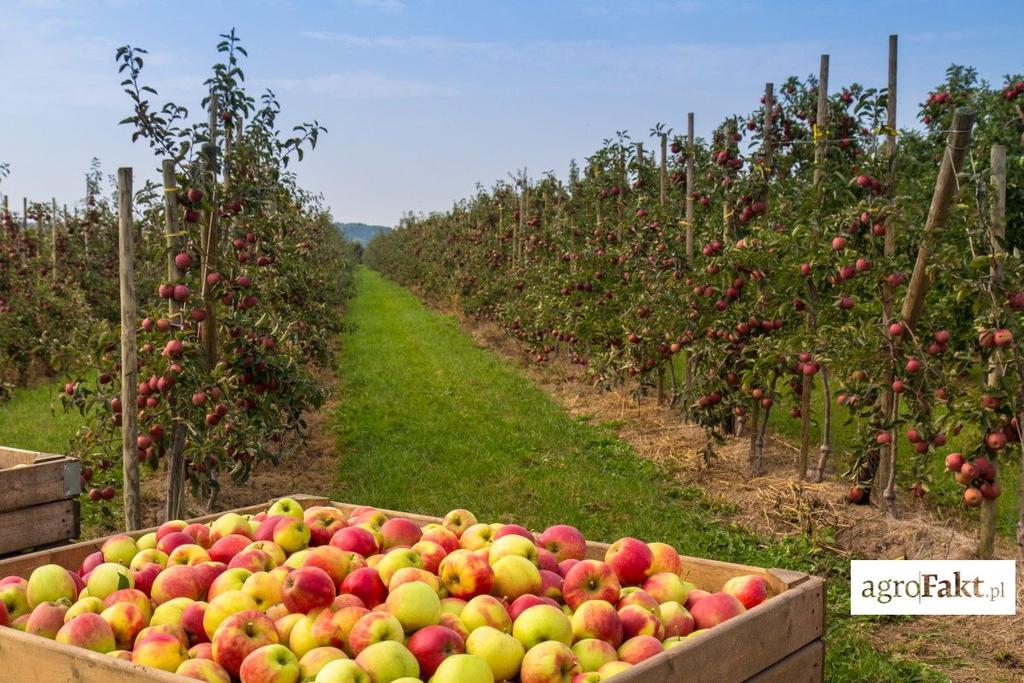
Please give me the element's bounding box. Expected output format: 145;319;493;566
0;494;825;682
0;446;81;555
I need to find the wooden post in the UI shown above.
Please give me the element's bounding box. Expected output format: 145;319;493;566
980;144;1007;559
886;35;898;158
723;120;736;241
763;83;775;174
50;198;58;279
162;160;187;520
685;113;695;264
684;113;696;411
163;161;183;324
801;56;829;481
517;179;525;267
861;36;901;490
813;55;830;191
657;136;668;405
635;142;644;193
899;108;976;330
199;95;220;370
618;148;626;235
117;168;141;531
659;133;667;207
874;108;976;515
798;379;812;481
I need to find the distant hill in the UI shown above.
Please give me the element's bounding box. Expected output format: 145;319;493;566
335;222;393;245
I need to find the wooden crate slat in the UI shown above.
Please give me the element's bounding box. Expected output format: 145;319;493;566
0;625;185;683
0;457;80;512
743;639;824;682
0;445;65;466
0;495;330;577
0;499;79;556
609;579;824;682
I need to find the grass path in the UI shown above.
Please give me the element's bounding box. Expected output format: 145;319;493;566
332;268;945;682
0;382;81;454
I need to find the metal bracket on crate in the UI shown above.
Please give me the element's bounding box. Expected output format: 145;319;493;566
63;459;82;498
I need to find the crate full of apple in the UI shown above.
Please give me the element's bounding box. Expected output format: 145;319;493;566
0;496;824;682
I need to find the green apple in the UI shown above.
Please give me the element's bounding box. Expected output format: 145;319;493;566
285;548;313;570
315;659;371;683
491;556;541;600
273;519;312;554
375;548;424;586
101;534;139;566
136;532;158;550
27;564;78;608
150;597;195;627
86;563;134;601
572;638;617;672
353;640;419;681
210;513;253;543
520;641;581;681
0;580;31;620
298;646;348;681
130;549;169;570
268;497;305;521
460;595;511;634
203;590;258;640
431;653;494;683
289;612;329;658
465;626;524;680
512;604;573;648
487;535;538;566
663;635;686;650
386;581;441;633
441;509;477;537
65;596;105;622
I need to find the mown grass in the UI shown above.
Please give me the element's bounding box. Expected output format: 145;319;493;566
0;381;123;534
0;382;82;454
333;267;947;683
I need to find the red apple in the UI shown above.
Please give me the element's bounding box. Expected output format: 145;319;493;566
406;624;466;678
605;538;653;586
211;610;280;677
281;567;335;614
690;592;745;629
562;560;621;610
537;525;586;562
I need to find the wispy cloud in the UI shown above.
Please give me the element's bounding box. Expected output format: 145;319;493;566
577;0;705;17
302;31;500;53
261;72;457;99
351;0;405;11
903;29;986;44
301;30;609;63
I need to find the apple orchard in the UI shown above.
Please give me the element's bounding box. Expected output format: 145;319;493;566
0;25;1020;683
367;54;1024;560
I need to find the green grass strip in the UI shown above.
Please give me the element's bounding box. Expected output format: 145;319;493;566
333;267;947;682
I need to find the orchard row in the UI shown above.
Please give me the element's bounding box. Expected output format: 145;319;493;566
0;32;356;525
366;49;1024;557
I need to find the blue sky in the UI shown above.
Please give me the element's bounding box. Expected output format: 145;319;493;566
1;0;1021;226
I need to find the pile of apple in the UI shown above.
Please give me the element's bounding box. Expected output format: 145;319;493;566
0;498;771;683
